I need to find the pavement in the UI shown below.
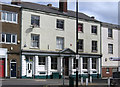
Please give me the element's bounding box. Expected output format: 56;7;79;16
0;78;111;87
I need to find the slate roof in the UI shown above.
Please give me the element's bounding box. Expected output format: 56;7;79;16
101;22;119;29
17;2;99;22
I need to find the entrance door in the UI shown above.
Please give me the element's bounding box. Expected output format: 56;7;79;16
11;62;16;78
65;58;69;76
0;59;5;77
26;62;32;77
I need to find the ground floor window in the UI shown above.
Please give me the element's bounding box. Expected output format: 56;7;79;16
26;56;34;62
51;57;57;70
38;56;45;65
92;58;97;69
83;58;88;69
73;58;76;69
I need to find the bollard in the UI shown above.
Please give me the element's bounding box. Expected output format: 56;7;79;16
108;77;110;86
86;78;88;86
81;77;83;85
90;76;92;83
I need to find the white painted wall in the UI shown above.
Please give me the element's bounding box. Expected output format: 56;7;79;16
102;27;119;67
21;9;76;52
78;22;101;55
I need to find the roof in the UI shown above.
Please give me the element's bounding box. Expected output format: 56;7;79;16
101;22;119;29
16;2;99;22
0;2;21;8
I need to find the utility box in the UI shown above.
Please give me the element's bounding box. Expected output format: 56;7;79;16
69;75;74;87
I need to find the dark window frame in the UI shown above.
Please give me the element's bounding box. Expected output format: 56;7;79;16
108;44;113;54
78;39;84;52
56;19;64;30
31;15;40;27
83;58;88;69
91;25;97;34
78;23;83;32
31;34;39;48
51;57;57;70
38;57;45;65
92;41;98;52
108;28;113;38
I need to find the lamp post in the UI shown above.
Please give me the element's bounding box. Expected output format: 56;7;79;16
76;0;79;87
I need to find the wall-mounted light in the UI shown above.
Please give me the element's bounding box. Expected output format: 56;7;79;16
10;47;13;50
17;40;20;44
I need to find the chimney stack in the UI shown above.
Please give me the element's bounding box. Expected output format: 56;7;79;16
11;0;21;5
59;0;67;12
47;4;52;7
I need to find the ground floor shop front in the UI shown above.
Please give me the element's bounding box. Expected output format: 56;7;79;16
21;49;102;79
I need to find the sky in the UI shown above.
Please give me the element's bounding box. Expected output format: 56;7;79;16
0;0;119;24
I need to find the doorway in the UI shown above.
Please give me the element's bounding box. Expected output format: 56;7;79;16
64;57;69;76
26;62;33;77
0;59;5;78
10;60;16;78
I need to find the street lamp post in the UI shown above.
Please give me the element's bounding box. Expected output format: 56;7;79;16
76;0;79;87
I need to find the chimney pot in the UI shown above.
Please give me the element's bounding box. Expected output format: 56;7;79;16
91;16;95;19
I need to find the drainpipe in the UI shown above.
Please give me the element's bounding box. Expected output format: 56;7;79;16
100;22;102;78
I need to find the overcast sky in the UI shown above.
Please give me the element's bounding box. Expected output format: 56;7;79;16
0;0;119;24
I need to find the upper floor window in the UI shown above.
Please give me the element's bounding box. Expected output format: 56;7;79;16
91;25;97;34
31;34;39;48
38;57;45;65
108;44;113;54
31;15;40;27
83;58;88;69
78;39;84;52
1;11;18;23
0;33;17;44
108;28;113;38
92;41;97;52
51;57;57;70
56;37;64;50
92;58;97;69
78;23;83;32
56;19;64;30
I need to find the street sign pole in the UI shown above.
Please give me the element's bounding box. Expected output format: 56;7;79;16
76;0;78;87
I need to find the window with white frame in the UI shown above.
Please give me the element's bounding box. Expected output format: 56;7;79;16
92;58;97;69
38;57;45;65
91;25;97;34
31;15;40;27
83;58;88;69
0;33;17;44
56;19;64;30
92;41;97;52
56;37;64;50
108;28;113;38
31;34;39;48
108;44;113;54
1;11;18;23
51;57;57;70
73;58;76;69
78;39;83;51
